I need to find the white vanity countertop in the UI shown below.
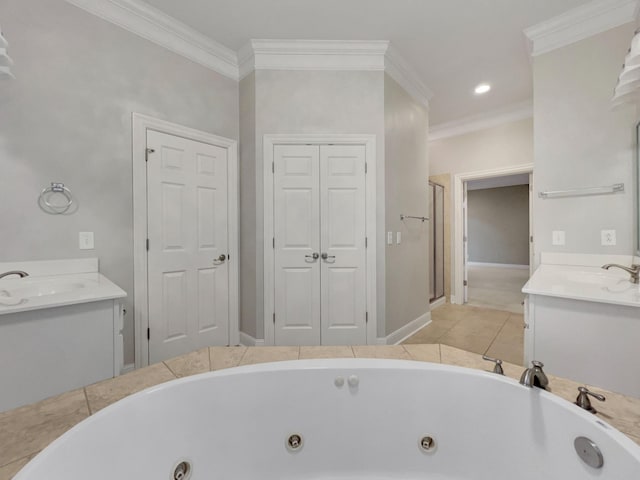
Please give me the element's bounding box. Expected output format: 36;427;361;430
523;264;640;307
0;272;126;315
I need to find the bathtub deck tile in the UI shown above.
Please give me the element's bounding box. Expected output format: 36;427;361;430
85;363;176;413
0;389;88;468
210;346;247;371
164;348;210;378
239;346;299;366
403;344;441;363
351;345;412;360
585;385;640;438
299;346;355;359
0;454;35;480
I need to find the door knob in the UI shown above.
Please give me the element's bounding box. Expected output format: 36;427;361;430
305;252;319;260
321;253;336;261
213;254;226;265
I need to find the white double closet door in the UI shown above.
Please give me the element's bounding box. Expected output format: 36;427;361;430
273;144;367;345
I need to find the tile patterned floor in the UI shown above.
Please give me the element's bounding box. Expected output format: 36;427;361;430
467;264;529;314
403;303;525;365
1;343;639;480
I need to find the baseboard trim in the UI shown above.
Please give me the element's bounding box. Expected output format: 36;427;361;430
468;262;529;270
381;312;431;345
429;296;447;309
121;363;135;374
239;331;265;347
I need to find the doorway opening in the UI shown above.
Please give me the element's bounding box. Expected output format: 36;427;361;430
464;173;531;314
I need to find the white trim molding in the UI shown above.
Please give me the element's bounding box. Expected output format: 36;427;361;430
132;113;240;368
239;332;265;347
452;164;534;306
380;312;431;345
524;0;640;57
429;100;533;141
239;39;432;108
384;44;434;108
65;0;239;80
262;134;378;347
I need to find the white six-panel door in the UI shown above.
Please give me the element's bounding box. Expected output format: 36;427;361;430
273;144;367;345
320;145;367;345
146;130;230;363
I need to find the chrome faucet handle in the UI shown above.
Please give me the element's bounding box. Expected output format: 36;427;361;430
482;355;504;375
575;386;606;414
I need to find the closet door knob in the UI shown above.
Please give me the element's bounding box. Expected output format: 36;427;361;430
321;253;336;261
213;254;226;265
305;253;319;261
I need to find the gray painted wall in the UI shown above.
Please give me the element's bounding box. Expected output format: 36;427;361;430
0;0;239;364
244;69;387;339
384;74;430;336
467;185;530;265
533;24;637;261
239;73;257;338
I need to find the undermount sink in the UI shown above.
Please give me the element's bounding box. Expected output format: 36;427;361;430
0;277;99;306
1;281;87;298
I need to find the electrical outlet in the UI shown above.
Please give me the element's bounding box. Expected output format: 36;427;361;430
552;230;565;246
396;232;402;245
601;230;616;246
387;231;393;245
79;232;94;250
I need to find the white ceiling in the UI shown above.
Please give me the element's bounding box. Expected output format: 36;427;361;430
142;0;591;126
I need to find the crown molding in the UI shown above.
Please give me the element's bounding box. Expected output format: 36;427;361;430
524;0;640;57
384;45;433;108
429;100;533;141
65;0;239;80
238;39;389;78
239;39;432;108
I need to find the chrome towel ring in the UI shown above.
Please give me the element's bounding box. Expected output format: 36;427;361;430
39;183;74;214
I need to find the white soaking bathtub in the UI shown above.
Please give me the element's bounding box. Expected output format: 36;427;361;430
14;359;640;479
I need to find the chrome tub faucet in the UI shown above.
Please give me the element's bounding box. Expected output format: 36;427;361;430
0;270;29;279
520;360;549;390
601;263;640;284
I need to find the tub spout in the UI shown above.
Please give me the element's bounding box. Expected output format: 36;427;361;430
0;270;29;279
520;360;549;390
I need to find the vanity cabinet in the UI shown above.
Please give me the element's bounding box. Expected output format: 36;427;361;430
524;294;640;398
0;299;124;412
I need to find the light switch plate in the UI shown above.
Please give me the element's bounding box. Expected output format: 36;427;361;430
396;232;402;244
387;231;393;245
552;230;565;246
79;232;94;250
601;230;616;246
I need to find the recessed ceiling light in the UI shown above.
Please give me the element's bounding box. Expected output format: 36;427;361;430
474;83;491;95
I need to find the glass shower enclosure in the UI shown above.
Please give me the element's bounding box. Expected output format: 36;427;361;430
428;181;445;302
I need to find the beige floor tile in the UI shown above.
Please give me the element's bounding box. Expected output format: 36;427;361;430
299;346;354;359
164;348;210;378
0;454;34;480
85;363;175;413
402;322;450;344
238;346;299;365
0;389;89;467
210;346;247;370
403;344;440;363
438;330;495;355
351;345;411;360
484;337;524;366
